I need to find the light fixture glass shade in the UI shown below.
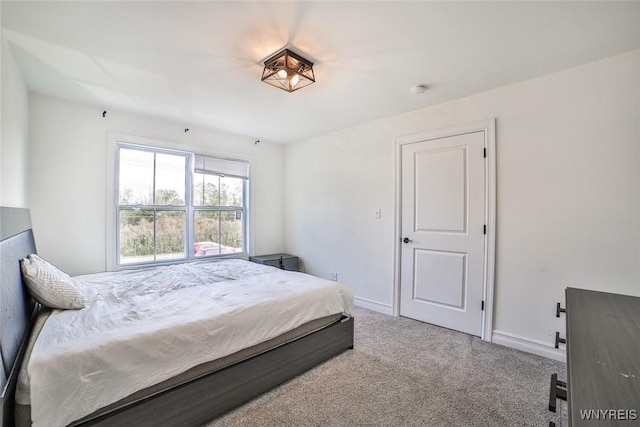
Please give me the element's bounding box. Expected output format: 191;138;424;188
262;48;315;93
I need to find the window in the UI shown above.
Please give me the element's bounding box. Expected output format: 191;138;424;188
116;143;248;267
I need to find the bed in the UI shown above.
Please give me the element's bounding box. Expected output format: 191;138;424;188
0;207;354;427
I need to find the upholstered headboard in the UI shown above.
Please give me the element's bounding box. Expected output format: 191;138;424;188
0;207;38;427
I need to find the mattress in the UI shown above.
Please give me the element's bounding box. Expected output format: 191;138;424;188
18;259;353;427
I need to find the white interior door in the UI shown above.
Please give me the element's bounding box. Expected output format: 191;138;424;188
400;130;486;337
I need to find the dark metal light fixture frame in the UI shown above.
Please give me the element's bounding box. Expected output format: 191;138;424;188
261;48;315;93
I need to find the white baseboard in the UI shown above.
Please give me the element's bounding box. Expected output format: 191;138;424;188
354;296;393;315
492;330;566;362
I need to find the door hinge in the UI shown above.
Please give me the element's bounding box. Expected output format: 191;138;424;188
483;148;487;158
481;300;485;311
483;225;487;234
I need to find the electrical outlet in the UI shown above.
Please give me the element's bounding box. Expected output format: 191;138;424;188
330;272;338;281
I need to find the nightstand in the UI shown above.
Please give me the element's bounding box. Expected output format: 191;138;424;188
249;254;299;271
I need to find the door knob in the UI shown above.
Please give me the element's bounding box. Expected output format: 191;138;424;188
403;237;413;243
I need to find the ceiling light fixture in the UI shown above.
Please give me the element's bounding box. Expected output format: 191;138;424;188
261;48;315;93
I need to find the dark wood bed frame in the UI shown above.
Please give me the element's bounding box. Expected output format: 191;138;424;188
0;207;354;427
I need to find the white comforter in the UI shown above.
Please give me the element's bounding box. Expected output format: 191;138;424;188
26;259;353;427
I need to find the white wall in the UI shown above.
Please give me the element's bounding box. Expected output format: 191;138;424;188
29;94;285;275
285;49;640;348
1;19;29;208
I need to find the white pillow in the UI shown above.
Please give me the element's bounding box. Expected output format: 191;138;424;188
20;254;86;310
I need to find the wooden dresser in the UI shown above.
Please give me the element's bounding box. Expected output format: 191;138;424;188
551;288;640;426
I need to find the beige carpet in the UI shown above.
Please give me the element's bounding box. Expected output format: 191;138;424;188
204;306;567;426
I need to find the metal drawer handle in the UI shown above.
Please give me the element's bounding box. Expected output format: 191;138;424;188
548;373;567;413
555;332;566;349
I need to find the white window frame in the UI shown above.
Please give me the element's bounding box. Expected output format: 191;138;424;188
106;133;251;270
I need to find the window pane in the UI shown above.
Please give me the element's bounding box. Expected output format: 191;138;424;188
193;172;205;206
156;210;185;261
220;176;243;207
194;211;220;256
204;174;220;206
119;149;153;205
193;173;220;207
119;209;154;264
220;210;243;254
155;153;186;205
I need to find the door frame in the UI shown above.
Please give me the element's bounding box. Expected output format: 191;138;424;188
393;119;496;341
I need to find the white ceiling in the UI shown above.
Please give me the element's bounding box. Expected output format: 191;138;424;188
3;1;640;143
